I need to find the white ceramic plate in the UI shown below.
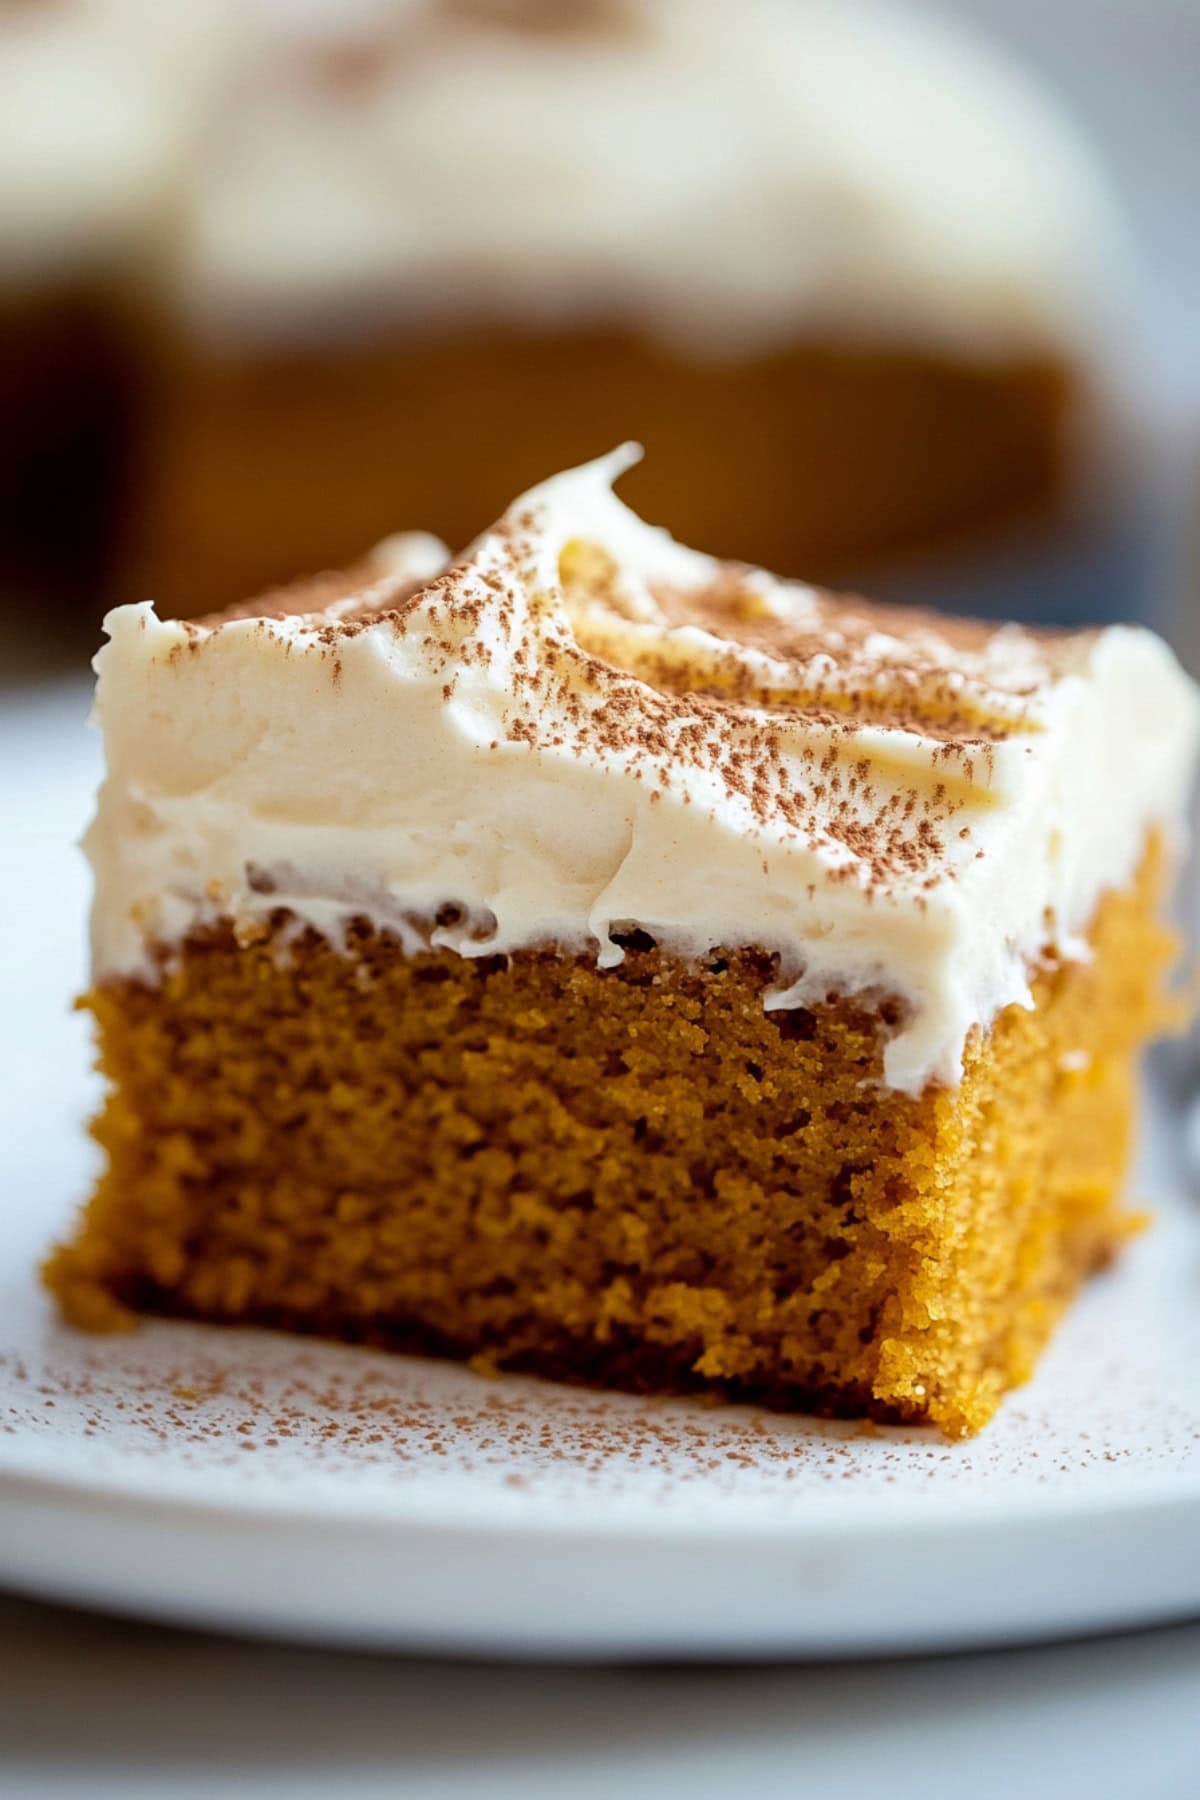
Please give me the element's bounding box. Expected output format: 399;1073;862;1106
3;684;1200;1659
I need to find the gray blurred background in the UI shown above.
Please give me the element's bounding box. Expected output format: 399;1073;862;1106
943;0;1200;409
941;0;1200;669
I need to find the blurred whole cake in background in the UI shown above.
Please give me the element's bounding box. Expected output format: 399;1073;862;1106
1;0;1147;647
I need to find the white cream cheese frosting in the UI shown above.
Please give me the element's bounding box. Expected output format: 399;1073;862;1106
86;447;1199;1093
172;0;1130;365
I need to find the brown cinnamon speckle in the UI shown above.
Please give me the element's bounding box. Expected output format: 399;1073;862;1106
180;492;1093;899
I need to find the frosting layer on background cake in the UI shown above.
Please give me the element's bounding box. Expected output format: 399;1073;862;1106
171;0;1128;366
86;447;1199;1092
1;0;1130;372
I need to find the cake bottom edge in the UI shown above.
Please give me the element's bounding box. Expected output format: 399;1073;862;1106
46;1217;1132;1440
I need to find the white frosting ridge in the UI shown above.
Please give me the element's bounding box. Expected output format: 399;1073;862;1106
171;0;1130;363
87;447;1199;1092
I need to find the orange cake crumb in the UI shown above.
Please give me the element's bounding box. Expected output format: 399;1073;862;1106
45;839;1175;1438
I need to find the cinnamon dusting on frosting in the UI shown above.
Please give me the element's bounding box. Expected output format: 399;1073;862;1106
187;456;1089;896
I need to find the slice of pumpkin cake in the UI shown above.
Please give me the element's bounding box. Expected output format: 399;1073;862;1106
47;446;1199;1435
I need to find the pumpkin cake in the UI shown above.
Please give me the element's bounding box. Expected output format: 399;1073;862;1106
117;0;1135;622
4;1;1149;645
46;447;1200;1437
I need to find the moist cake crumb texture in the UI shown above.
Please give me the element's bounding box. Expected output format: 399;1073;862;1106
46;449;1200;1436
47;843;1173;1438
